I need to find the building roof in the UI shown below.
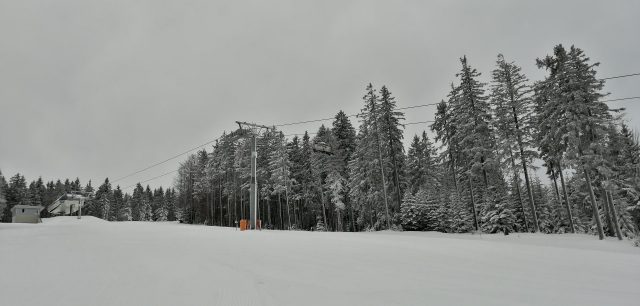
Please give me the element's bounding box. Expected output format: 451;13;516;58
11;205;44;212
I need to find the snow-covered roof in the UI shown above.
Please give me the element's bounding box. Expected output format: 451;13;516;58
11;205;44;212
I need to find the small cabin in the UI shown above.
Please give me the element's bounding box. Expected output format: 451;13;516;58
11;205;44;223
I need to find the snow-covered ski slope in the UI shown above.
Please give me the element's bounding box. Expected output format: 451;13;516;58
1;217;639;306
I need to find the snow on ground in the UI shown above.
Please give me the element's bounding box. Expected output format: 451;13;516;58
1;217;639;306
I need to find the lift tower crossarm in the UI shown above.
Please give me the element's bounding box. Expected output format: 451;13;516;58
236;121;272;130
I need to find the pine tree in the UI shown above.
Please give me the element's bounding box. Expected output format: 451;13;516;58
432;98;460;192
481;187;517;235
287;136;304;229
400;192;423;231
166;188;177;221
299;132;314;229
348;84;391;230
406;132;437;195
153;187;168;221
268;131;292;229
446;56;499;230
332;111;357;231
311;125;333;231
131;183;145;221
94;178;113;220
378;86;406;213
142;185;153;221
326;169;346;231
2;174;28;221
535;45;612;239
112;186;125;221
28;177;46;208
121;193;132;221
490;54;539;232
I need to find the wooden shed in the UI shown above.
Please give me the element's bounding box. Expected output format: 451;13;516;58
11;205;44;223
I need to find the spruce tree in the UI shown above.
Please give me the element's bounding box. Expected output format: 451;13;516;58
378;86;406;212
432;99;460;192
94;178;113;220
131;183;144;221
490;54;539;232
332;111;357;231
348;84;391;230
112;186;125;221
268;131;292;229
446;57;498;230
536;44;612;239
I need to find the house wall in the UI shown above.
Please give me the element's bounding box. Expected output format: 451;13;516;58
12;208;42;223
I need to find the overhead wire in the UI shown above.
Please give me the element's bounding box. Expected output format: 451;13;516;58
123;170;179;190
601;72;640;80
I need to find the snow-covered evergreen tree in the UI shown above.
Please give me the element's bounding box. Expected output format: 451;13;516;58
535;44;612;239
481;187;516;235
490;54;539;232
268;131;292;229
378;86;406;213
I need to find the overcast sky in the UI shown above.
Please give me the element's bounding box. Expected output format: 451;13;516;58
1;0;639;191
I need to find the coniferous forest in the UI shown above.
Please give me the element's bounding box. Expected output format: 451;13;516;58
2;45;640;242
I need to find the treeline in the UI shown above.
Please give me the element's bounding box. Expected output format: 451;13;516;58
174;44;640;239
0;171;179;223
83;179;180;222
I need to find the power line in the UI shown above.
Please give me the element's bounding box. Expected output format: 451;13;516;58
601;72;640;81
404;120;434;126
601;96;640;103
123;170;178;190
397;102;440;110
112;137;220;184
284;132;317;137
275;102;440;128
276;117;335;127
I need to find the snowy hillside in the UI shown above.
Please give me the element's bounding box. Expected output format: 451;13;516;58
1;217;639;306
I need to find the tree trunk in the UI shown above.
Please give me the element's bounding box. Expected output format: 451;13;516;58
234;172;238;227
601;190;615;236
449;149;459;193
583;168;605;240
285;183;291;230
292;199;298;230
227;193;231;227
520;156;539;233
278;193;283;230
319;184;328;231
267;198;272;228
218;179;223;226
348;199;355;232
508;89;539;232
557;163;575;233
509;149;528;232
550;168;563;217
606;190;623;240
468;174;479;231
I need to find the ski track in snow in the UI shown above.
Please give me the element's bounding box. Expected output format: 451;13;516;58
1;216;639;306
